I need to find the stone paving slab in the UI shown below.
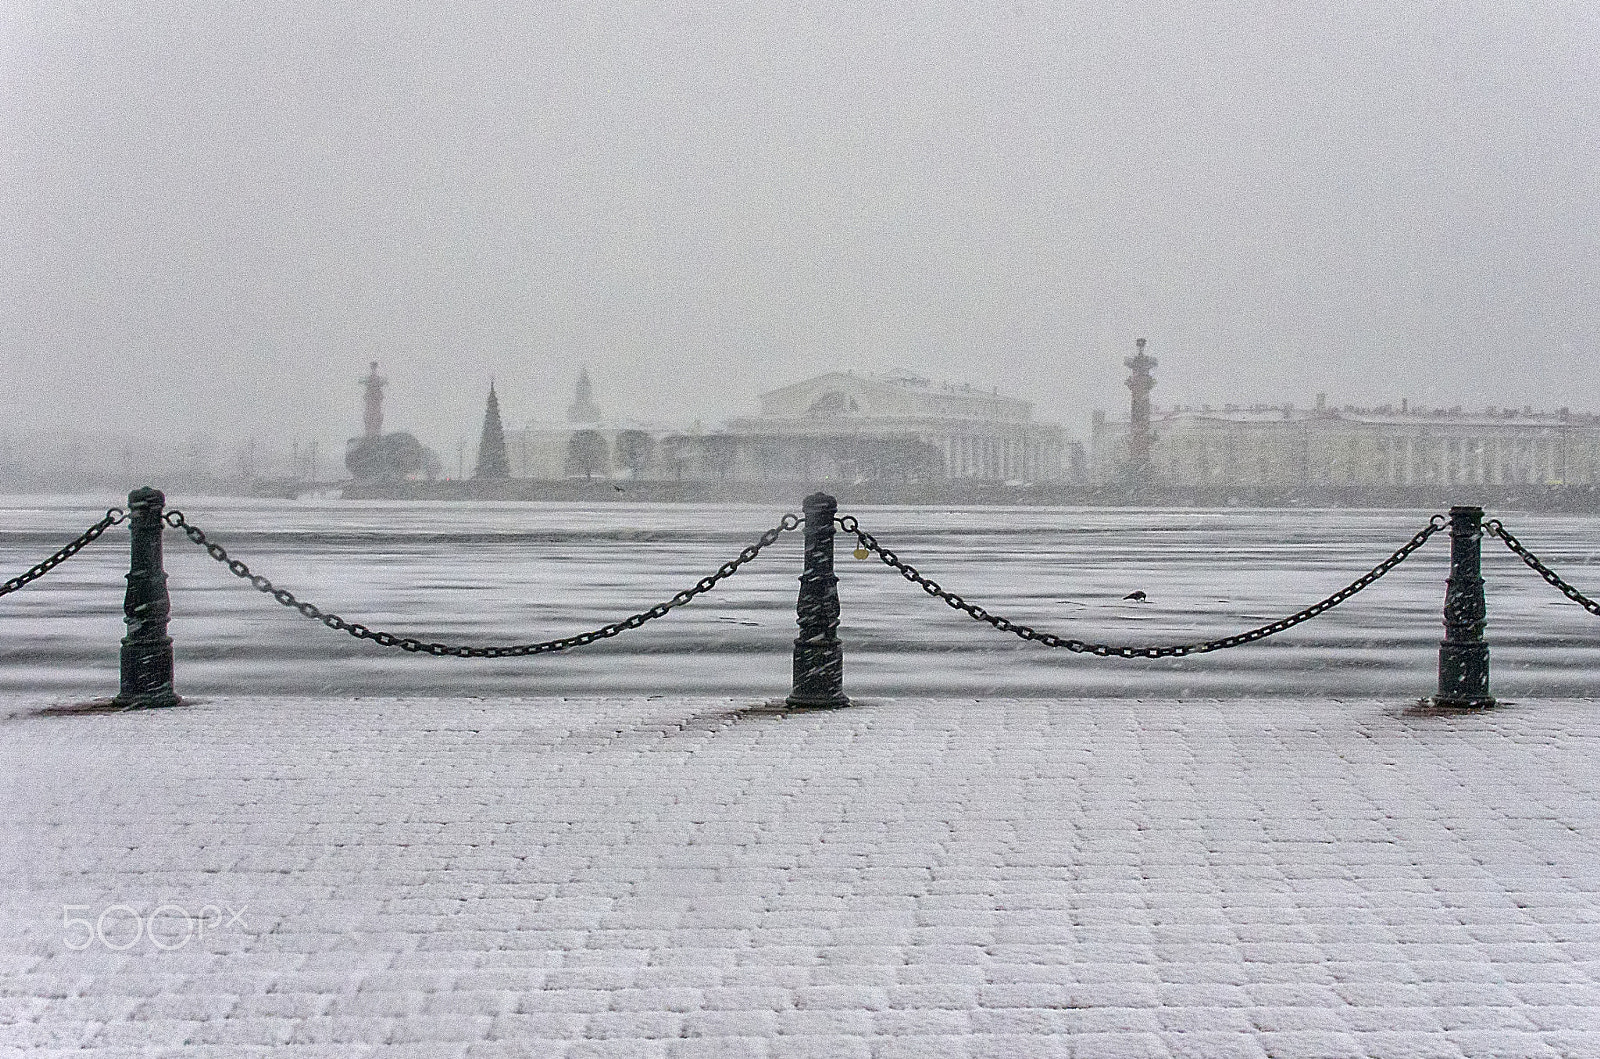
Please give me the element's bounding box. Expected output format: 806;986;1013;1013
1;694;1598;1058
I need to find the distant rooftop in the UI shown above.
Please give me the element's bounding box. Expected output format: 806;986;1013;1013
1113;401;1599;428
754;370;1032;422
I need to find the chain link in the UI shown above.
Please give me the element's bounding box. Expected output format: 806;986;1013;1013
0;508;127;598
162;509;801;657
1484;519;1600;617
834;512;1448;658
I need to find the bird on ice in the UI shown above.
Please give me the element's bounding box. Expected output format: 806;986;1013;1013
1123;590;1147;601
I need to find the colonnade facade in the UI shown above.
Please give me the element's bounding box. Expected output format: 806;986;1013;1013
937;429;1064;482
1092;410;1600;488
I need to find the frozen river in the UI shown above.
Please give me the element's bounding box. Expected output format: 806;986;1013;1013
1;495;1595;702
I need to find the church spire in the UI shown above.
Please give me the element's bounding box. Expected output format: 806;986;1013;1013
566;366;602;424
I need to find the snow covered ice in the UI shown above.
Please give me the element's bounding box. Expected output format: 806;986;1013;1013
1;496;1597;702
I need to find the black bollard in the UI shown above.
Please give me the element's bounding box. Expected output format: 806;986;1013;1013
111;487;181;709
1429;504;1495;709
785;491;850;709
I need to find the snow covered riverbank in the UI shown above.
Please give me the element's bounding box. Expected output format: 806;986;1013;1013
3;694;1598;1056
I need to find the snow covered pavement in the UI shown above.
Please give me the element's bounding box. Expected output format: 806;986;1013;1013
3;694;1598;1057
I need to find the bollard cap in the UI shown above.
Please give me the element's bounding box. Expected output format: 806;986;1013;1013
128;486;165;508
801;491;837;516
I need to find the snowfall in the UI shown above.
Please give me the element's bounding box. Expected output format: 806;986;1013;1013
2;496;1597;1057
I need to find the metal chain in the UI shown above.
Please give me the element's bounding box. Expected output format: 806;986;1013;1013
834;512;1448;658
0;508;127;598
1484;519;1600;617
161;509;802;657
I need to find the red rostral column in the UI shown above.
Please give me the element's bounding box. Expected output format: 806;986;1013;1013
361;361;387;439
1125;338;1157;484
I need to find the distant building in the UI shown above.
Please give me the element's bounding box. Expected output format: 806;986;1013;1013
504;368;1070;483
664;371;1068;483
565;366;602;424
507;369;669;480
1091;397;1600;488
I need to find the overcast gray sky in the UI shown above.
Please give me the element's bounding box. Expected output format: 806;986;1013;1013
3;0;1596;457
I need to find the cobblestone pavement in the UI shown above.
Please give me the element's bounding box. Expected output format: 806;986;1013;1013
2;694;1598;1058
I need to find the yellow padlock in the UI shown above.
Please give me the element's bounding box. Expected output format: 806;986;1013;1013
853;547;870;560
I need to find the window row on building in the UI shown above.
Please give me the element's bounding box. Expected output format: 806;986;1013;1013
1091;408;1600;487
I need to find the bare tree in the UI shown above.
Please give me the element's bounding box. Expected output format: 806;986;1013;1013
564;430;610;480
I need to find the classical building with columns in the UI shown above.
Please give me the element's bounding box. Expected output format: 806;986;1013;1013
502;368;1068;483
1090;398;1600;488
664;371;1068;483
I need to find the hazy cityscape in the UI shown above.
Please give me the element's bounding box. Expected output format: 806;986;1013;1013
4;5;1598;1058
4;346;1595;508
4;4;1596;504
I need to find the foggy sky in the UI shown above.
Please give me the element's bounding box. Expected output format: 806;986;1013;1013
3;1;1597;460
